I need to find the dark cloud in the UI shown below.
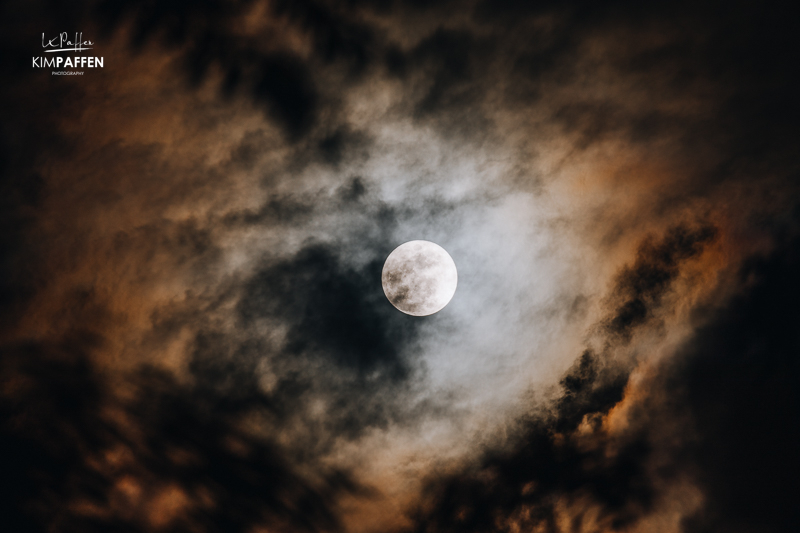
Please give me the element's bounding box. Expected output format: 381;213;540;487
0;164;41;325
233;240;424;442
95;0;323;139
271;0;380;75
406;222;717;533
602;224;718;342
0;340;361;533
239;244;408;372
221;193;316;227
251;53;320;139
407;29;488;117
92;0;390;141
316;127;372;167
669;232;800;533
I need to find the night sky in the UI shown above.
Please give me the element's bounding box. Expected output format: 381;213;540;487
2;1;799;532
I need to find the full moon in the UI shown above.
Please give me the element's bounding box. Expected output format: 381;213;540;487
381;240;458;316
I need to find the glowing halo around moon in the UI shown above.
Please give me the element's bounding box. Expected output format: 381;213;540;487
381;240;458;316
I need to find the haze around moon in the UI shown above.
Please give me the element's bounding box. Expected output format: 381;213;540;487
381;241;458;316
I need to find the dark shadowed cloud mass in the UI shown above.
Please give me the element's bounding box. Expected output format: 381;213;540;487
1;1;799;532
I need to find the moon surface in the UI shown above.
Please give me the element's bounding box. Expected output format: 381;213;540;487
382;240;458;316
